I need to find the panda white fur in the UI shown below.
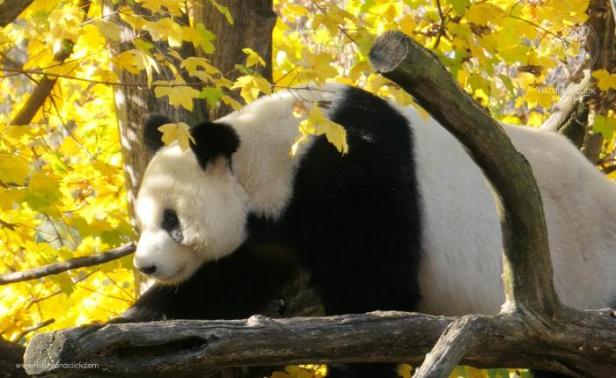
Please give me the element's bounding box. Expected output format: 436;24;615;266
126;84;616;377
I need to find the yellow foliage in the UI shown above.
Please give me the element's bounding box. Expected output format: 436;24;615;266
243;48;267;68
272;364;328;378
137;0;183;16
144;18;184;48
292;103;348;155
465;3;505;26
231;75;272;103
154;80;201;111
158;122;195;151
181;57;221;82
592;69;616;91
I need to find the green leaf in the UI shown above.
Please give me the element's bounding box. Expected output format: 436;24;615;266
450;0;471;15
593;115;616;140
198;87;224;109
0;154;29;185
498;74;515;96
52;272;75;296
487;368;510;378
134;38;154;52
25;172;61;211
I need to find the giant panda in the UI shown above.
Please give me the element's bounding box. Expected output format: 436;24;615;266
122;84;616;378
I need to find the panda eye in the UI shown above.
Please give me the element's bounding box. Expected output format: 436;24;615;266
161;209;183;244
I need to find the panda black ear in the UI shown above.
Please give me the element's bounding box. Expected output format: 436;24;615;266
190;122;240;170
144;114;172;154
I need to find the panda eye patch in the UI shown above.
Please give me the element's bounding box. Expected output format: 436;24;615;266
161;209;183;244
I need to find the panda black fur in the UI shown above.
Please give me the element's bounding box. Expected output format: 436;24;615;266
124;84;616;378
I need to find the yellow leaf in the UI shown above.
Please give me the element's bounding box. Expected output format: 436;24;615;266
592;69;616;91
76;24;106;52
144;18;183;47
158;122;195;151
523;87;558;108
292;105;348;155
221;95;243;110
25;172;61;211
48;4;85;43
96;20;122;42
465;3;505;26
0;187;25;211
397;364;412;378
119;6;147;29
285;3;308;16
399;14;417;36
137;0;183;16
182;23;216;54
114;50;143;73
181;57;220;82
154;81;200;111
231;75;272;103
0;154;29;185
242;48;266;67
114;49;159;87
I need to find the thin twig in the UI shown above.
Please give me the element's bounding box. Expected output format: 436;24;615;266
1;67;205;88
26;270;98;309
13;319;55;341
309;0;359;46
507;14;570;46
433;0;447;49
0;243;135;285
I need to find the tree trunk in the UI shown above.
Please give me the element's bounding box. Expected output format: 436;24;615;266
109;0;276;225
582;0;616;162
195;0;276;119
106;2;208;229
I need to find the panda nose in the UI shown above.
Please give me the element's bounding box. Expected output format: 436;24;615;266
137;265;157;275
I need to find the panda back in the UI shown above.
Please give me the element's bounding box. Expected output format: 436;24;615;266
405;103;616;314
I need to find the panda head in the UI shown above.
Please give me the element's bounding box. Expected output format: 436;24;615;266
133;115;248;285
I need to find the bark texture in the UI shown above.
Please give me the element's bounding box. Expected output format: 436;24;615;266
0;0;33;27
22;310;616;377
581;0;616;162
196;0;276;119
107;2;207;227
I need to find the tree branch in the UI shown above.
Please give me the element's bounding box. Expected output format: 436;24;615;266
0;243;135;285
9;0;91;126
541;69;593;140
368;31;558;316
0;0;33;27
22;311;616;377
413;315;485;378
0;338;26;378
